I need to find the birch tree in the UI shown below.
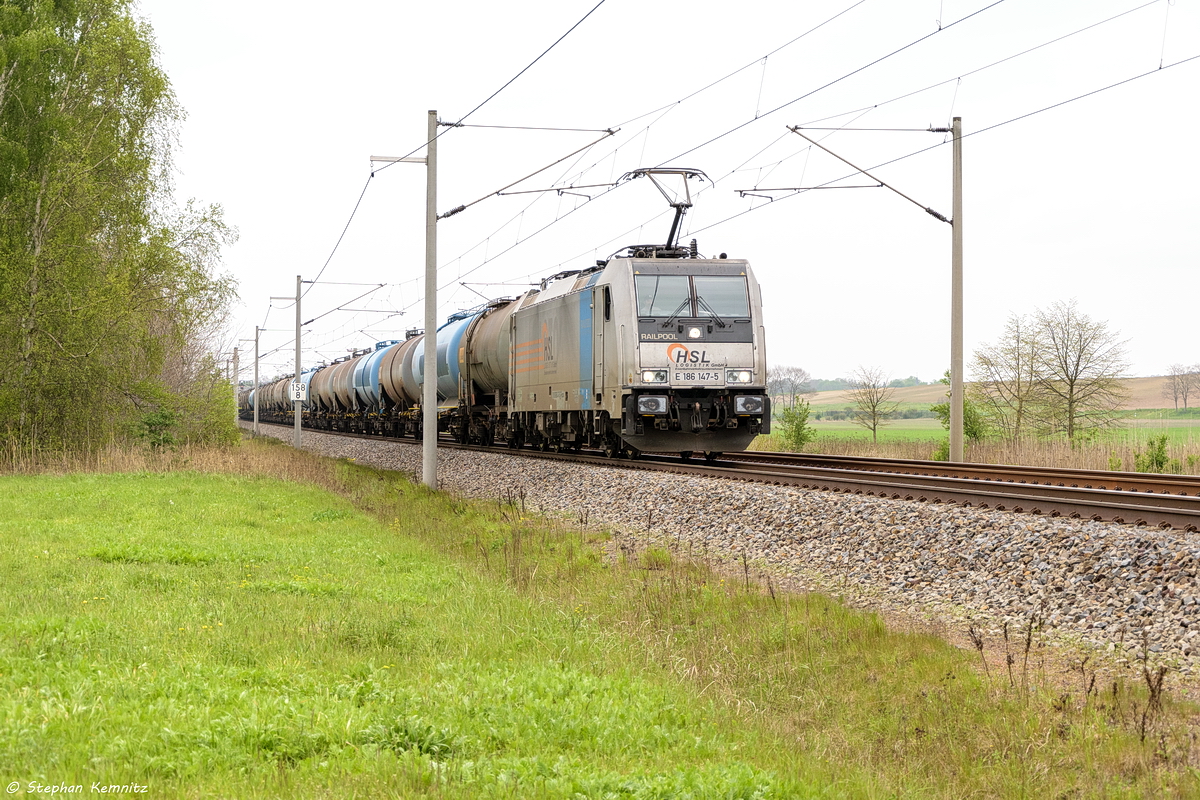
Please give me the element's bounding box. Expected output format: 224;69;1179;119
0;0;237;451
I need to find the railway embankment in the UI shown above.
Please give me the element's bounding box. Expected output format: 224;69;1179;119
246;423;1200;676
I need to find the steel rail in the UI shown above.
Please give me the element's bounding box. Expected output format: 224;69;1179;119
246;421;1200;530
719;451;1200;496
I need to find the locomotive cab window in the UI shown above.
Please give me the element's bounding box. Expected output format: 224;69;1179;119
635;275;691;317
635;274;750;319
692;276;750;317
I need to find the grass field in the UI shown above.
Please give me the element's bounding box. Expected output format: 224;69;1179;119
806;418;946;442
760;407;1200;470
2;440;1199;796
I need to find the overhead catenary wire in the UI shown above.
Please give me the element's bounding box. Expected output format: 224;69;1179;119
300;285;387;327
787;126;951;223
280;0;1191;362
657;0;1011;167
793;0;1164;131
453;0;1172;291
685;50;1200;240
438;129;617;220
303;175;373;297
423;0;876;296
370;0;609;179
265;0;612;343
446;124;614;132
610;0;869;129
402;0;1014;312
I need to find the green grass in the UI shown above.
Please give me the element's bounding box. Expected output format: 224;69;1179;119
768;408;1200;454
806;401;935;414
0;471;799;797
2;442;1198;797
806;418;946;442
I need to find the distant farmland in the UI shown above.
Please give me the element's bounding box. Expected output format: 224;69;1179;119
802;375;1177;412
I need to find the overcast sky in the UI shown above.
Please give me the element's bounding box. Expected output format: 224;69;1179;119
135;0;1199;383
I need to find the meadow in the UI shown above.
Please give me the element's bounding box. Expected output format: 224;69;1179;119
2;439;1199;797
759;406;1200;472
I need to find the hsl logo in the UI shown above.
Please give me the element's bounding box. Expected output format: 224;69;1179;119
667;343;709;364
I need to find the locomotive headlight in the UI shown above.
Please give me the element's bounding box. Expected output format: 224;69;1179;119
734;395;765;414
686;326;703;339
725;369;754;384
637;395;669;415
640;369;668;384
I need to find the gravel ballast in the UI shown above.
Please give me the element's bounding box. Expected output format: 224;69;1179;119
246;423;1200;673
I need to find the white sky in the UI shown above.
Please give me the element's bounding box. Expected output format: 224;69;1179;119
135;0;1200;383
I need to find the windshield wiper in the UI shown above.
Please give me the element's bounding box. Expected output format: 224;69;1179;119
695;294;727;328
660;297;692;329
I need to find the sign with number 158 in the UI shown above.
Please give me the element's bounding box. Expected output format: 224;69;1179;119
291;382;306;401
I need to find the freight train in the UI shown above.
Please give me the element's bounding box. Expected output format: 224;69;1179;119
240;170;769;460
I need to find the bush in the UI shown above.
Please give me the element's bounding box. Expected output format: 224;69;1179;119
1134;435;1170;473
931;439;950;461
138;408;177;449
931;371;990;443
776;401;816;451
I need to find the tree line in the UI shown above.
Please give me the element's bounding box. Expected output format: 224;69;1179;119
0;0;237;454
769;299;1144;447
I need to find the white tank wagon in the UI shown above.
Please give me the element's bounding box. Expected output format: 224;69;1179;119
238;369;317;418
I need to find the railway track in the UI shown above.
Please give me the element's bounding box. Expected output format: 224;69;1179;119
249;421;1200;531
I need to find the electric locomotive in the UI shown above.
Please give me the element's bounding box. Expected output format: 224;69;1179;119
240;168;770;460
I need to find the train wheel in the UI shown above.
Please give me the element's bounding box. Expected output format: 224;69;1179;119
623;446;640;460
679;451;693;461
704;451;722;463
603;440;619;459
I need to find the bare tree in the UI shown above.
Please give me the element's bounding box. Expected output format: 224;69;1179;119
767;365;812;407
1034;300;1129;440
846;366;899;443
970;314;1046;442
1163;364;1193;411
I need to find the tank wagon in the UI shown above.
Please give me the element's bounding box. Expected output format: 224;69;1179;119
241;169;770;459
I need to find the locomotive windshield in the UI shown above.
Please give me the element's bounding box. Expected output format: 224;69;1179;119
693;276;750;317
635;274;750;318
635;275;691;317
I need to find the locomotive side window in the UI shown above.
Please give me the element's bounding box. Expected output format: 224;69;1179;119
692;275;750;317
635;275;691;317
